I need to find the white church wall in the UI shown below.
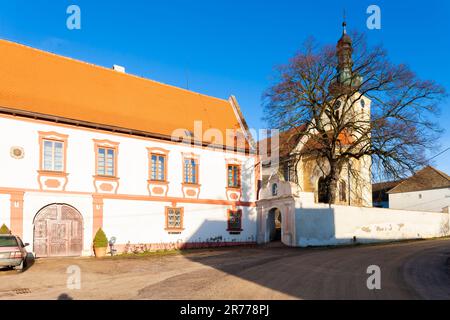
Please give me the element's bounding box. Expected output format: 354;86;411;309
295;203;450;247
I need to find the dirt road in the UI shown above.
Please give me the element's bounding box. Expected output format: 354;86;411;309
1;239;449;300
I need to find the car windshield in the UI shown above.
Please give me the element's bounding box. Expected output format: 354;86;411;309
0;237;18;247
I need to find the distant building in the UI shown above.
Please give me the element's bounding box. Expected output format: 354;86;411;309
372;180;402;208
388;166;450;213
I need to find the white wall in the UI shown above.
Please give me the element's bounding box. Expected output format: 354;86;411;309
389;188;450;213
0;115;258;255
102;200;257;246
295;203;450;247
0;116;256;201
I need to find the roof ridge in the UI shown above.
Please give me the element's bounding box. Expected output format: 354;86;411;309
428;165;450;182
0;38;229;104
387;166;450;194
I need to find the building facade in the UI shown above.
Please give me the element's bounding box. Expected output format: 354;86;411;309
0;39;259;257
388;166;450;213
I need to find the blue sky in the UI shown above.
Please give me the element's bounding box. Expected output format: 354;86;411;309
1;0;449;173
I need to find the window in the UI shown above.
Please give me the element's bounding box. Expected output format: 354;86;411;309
334;100;342;109
165;207;183;230
228;209;242;231
43;140;64;172
283;164;290;182
339;180;347;202
97;147;115;176
227;165;241;188
184;158;198;184
272;183;278;196
150;154;166;181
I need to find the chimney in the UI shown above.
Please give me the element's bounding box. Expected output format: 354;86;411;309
113;65;126;73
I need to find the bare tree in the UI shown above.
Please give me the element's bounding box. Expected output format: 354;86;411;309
263;24;447;204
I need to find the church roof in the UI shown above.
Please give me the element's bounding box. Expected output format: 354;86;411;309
0;39;248;150
258;126;307;160
258;125;354;161
387;166;450;194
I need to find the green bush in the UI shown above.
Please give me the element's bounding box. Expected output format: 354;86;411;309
0;224;11;235
93;228;108;248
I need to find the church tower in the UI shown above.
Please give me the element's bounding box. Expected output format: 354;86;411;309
332;18;373;207
331;19;363;93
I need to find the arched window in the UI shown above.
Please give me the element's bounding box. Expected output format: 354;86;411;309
272;183;278;196
339;180;347;202
334;100;342;119
318;177;329;203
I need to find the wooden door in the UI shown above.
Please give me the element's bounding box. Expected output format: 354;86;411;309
48;220;70;257
34;204;83;257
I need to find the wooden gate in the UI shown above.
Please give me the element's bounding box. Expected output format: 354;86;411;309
33;204;83;257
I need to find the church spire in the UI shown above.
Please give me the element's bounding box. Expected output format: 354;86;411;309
329;15;362;95
342;9;347;34
336;17;353;82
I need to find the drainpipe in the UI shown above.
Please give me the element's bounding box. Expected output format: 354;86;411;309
348;160;351;206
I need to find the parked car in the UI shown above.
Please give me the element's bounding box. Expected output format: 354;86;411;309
0;235;30;272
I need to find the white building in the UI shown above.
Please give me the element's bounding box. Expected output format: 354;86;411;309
0;39;259;257
388;166;450;213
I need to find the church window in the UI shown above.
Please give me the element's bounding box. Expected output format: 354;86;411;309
339;180;347;202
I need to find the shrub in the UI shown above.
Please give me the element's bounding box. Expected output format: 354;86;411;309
0;224;11;235
93;228;108;248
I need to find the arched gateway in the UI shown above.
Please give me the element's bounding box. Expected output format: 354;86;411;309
33;204;83;257
257;176;298;246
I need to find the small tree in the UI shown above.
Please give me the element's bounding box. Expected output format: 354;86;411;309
263;28;446;204
93;228;108;248
0;224;11;235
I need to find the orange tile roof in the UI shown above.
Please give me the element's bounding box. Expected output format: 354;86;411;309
0;39;246;149
259;126;355;160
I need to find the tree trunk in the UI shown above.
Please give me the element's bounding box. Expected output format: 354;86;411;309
326;160;341;204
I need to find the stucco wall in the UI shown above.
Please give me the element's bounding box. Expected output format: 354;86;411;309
295;203;450;247
0;116;257;201
103;200;257;247
389;188;450;213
